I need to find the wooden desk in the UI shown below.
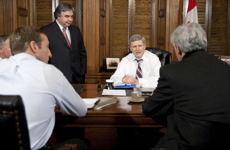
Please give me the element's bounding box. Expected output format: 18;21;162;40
56;84;163;128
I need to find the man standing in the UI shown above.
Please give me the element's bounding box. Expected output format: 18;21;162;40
110;34;161;87
0;34;12;60
0;26;88;150
41;3;87;83
143;22;230;149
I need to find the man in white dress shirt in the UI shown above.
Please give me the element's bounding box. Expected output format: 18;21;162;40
0;26;88;150
110;34;161;87
0;34;12;61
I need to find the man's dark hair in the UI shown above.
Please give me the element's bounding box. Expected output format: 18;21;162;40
10;26;46;54
54;3;74;19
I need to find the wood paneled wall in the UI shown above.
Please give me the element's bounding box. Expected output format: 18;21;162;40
0;0;32;35
165;0;181;62
109;0;166;59
134;0;153;46
83;0;100;74
1;0;230;83
0;0;4;35
99;0;106;72
207;0;230;56
156;0;167;50
110;0;129;58
36;0;52;29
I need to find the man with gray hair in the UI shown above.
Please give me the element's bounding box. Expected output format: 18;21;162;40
0;34;12;60
41;3;87;84
110;34;161;87
143;22;230;149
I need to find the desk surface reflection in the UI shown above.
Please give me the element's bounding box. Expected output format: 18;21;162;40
56;84;163;128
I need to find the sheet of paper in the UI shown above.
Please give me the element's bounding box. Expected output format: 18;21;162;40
113;82;125;86
102;89;126;96
82;98;99;109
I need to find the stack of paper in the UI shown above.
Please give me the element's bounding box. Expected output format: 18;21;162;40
102;89;126;96
82;98;99;109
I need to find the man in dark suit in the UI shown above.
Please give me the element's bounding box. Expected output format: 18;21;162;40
142;22;230;150
41;3;87;83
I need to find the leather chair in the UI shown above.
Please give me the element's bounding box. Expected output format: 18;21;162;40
123;47;172;66
0;95;75;150
0;95;31;150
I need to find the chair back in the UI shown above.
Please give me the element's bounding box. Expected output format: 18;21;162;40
123;47;172;66
0;95;30;150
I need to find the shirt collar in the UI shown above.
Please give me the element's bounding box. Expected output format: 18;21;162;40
132;50;147;61
56;20;69;31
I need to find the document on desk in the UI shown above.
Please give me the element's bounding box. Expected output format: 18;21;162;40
102;89;126;96
82;98;100;109
94;97;118;110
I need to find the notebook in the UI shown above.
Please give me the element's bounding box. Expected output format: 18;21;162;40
93;97;118;110
72;85;84;94
114;84;136;89
82;98;100;109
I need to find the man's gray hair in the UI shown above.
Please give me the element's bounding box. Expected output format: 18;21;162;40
170;22;207;53
0;35;9;47
54;3;74;19
129;34;146;46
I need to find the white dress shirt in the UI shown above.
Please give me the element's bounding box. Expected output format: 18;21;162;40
0;53;87;150
110;50;161;87
0;57;2;61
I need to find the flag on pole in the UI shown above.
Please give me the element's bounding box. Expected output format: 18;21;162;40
185;0;198;24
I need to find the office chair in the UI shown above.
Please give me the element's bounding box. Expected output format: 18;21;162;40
0;95;75;150
123;47;172;66
0;95;31;150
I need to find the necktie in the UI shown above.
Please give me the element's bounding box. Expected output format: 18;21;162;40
135;59;143;79
62;27;71;47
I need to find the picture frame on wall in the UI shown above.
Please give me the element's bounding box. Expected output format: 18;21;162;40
106;57;120;70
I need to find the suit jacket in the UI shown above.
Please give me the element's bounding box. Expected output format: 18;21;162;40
41;21;87;83
142;51;230;150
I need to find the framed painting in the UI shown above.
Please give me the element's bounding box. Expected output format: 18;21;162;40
106;57;120;70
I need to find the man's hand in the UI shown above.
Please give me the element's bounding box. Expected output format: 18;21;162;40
224;60;230;65
122;76;138;85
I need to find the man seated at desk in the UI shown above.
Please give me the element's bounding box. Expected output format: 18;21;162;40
0;26;88;150
143;22;230;149
110;34;161;87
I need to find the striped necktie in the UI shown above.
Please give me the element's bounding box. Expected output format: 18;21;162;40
63;27;71;47
135;59;143;79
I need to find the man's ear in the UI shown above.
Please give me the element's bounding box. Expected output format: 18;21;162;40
143;44;146;50
175;44;182;56
175;44;186;61
29;41;37;53
0;46;3;54
130;46;133;52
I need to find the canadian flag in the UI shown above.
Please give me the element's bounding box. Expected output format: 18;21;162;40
185;0;198;24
